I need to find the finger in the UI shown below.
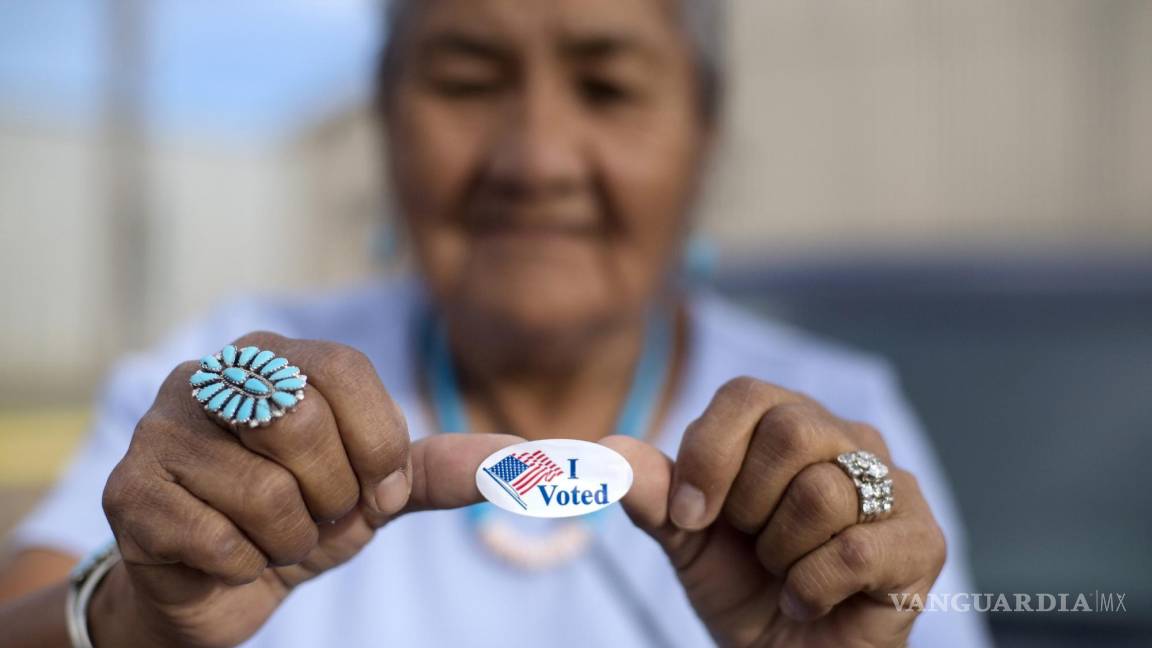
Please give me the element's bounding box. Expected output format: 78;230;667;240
669;377;809;531
104;469;267;588
158;421;320;567
237;333;411;518
600;435;713;570
401;433;523;514
724;403;856;533
598;435;673;534
754;462;857;576
273;506;376;589
780;473;947;621
180;348;360;524
232;381;359;523
602;435;771;614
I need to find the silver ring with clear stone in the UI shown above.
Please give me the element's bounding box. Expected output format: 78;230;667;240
189;344;307;429
835;450;894;523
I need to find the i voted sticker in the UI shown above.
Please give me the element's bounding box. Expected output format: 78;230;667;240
475;439;634;518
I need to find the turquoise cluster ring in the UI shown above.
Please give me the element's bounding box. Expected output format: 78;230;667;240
190;345;307;429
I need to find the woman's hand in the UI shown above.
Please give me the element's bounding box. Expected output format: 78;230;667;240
603;377;947;648
94;332;515;648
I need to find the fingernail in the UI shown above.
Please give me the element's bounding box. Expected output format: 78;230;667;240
373;470;410;516
669;483;707;529
780;589;812;622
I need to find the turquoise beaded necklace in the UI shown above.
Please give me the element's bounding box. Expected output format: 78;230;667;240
422;307;673;568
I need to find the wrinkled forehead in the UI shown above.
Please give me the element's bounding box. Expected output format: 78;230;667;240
390;0;687;58
381;0;724;120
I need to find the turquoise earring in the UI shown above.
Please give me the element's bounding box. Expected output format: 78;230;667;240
682;234;717;286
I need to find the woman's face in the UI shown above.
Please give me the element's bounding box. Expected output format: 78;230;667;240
385;0;709;339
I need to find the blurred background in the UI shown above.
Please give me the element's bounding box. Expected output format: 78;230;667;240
1;1;1150;645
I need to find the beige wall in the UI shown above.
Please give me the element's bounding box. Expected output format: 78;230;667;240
0;125;381;404
0;127;114;404
704;0;1152;257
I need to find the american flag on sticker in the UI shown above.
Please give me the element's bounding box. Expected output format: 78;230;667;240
482;450;564;510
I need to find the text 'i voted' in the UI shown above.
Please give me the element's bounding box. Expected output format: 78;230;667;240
475;439;634;518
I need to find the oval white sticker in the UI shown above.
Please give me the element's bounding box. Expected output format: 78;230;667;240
475;439;634;518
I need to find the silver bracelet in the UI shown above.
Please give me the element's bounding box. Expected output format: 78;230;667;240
66;540;121;648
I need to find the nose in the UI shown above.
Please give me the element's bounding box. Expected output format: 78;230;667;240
484;74;588;203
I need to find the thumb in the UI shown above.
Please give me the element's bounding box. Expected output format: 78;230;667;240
601;435;712;570
599;435;675;536
401;433;524;513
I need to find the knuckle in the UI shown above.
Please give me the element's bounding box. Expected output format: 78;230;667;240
678;417;712;461
240;414;321;470
130;523;176;563
242;468;320;560
101;464;132;520
313;475;359;522
165;359;202;385
116;495;180;562
202;522;243;566
174;358;202;375
102;458;162;524
282;397;332;439
758;404;818;460
256;468;300;508
681;416;705;439
721;491;764;534
240;463;317;560
789;467;844;521
163;361;207;413
142;389;207;443
363;425;408;473
899;469;924;498
198;520;264;582
717;376;767;408
334;476;360;512
754;534;784;576
134;408;182;444
277;515;321;564
319;343;374;379
245;467;301;522
850;421;885;448
836;527;879;573
784;565;829;613
168;360;203;389
134;409;167;436
233;330;287;350
927;521;948;571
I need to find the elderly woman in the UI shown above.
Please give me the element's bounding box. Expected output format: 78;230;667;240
0;1;989;646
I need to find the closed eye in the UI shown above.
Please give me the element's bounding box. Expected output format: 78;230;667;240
579;77;634;107
431;77;504;98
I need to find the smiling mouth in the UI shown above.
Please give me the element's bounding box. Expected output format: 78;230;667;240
466;216;603;239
